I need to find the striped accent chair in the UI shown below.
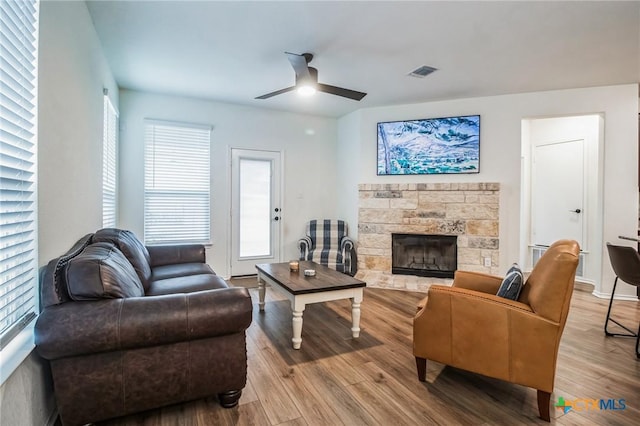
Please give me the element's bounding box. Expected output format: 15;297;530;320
298;220;357;276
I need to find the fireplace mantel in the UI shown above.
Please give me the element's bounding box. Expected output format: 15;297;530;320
356;182;500;291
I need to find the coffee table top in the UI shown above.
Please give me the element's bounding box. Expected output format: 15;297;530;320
255;261;366;295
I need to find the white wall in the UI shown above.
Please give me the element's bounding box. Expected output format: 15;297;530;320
337;84;639;297
38;1;119;265
0;1;118;426
118;91;338;277
336;109;363;234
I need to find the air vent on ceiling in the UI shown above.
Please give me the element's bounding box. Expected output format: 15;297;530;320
408;65;438;78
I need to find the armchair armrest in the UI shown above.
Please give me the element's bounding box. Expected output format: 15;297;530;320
35;287;252;360
416;285;532;317
340;236;357;275
340;236;355;253
147;244;206;267
298;237;312;260
452;270;503;294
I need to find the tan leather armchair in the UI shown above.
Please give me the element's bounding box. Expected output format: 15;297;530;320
413;239;580;422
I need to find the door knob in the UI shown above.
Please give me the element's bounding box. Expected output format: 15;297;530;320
274;208;280;212
569;209;582;214
274;216;280;221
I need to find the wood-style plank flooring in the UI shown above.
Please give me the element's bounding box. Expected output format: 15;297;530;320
97;284;640;425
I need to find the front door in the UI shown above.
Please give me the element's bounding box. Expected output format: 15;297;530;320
230;149;282;276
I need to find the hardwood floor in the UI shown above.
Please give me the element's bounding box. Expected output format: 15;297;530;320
98;286;640;426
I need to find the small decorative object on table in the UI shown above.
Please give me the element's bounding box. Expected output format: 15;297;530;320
289;260;299;272
304;269;316;277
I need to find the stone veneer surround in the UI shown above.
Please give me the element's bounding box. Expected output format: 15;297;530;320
355;182;500;292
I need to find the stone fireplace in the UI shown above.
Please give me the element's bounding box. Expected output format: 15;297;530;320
356;182;500;291
392;234;457;278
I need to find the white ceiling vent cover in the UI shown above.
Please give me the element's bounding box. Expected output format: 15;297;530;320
408;65;438;78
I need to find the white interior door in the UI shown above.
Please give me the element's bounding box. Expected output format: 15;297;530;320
531;139;585;247
230;149;281;276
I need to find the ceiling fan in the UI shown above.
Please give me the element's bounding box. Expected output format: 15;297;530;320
255;52;367;101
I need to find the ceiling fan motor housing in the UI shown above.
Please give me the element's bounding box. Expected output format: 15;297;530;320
297;67;318;86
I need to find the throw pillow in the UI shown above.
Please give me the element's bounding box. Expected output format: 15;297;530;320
65;242;145;301
496;263;524;300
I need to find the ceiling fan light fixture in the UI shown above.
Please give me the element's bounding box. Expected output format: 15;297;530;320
297;84;316;96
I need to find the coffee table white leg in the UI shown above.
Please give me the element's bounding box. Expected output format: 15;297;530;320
258;276;266;312
351;291;363;338
291;299;305;349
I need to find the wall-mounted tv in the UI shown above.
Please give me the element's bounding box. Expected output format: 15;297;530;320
377;115;480;175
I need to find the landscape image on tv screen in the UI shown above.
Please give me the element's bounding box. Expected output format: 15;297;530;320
377;115;480;175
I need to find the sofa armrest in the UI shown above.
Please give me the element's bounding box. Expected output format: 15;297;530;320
35;287;252;360
451;270;503;294
147;244;206;267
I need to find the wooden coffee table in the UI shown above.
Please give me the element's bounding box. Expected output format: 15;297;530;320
255;261;366;349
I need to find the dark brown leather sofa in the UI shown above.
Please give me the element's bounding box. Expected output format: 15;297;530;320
35;229;252;426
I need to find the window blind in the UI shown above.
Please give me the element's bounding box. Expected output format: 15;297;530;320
102;93;118;228
144;120;211;245
0;0;39;349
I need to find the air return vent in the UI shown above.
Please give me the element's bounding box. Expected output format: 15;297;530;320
408;65;438;78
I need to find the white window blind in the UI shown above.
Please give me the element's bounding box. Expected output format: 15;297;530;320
0;0;39;349
102;92;118;228
144;120;211;245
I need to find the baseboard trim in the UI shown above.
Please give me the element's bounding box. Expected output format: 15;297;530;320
592;290;639;301
574;280;594;293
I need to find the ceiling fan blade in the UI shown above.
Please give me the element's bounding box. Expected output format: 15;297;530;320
317;83;367;101
285;52;311;80
255;86;296;100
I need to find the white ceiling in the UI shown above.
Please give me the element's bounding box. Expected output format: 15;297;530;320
86;0;640;118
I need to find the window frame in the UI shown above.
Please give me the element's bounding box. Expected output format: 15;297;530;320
102;91;118;228
0;0;40;385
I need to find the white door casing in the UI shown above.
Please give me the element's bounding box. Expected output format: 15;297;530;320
230;149;282;276
524;114;603;285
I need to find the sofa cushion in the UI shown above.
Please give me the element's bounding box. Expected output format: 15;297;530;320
65;242;145;301
93;228;152;288
496;263;524;300
151;263;214;281
147;274;228;296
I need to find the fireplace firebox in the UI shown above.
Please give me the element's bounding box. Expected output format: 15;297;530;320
392;234;457;278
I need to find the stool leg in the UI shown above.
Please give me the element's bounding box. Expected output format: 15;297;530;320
636;323;640;359
604;278;619;336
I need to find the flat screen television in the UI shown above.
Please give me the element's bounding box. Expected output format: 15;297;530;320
377;115;480;175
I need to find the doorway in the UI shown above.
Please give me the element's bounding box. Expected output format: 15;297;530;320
522;115;603;284
230;149;282;277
